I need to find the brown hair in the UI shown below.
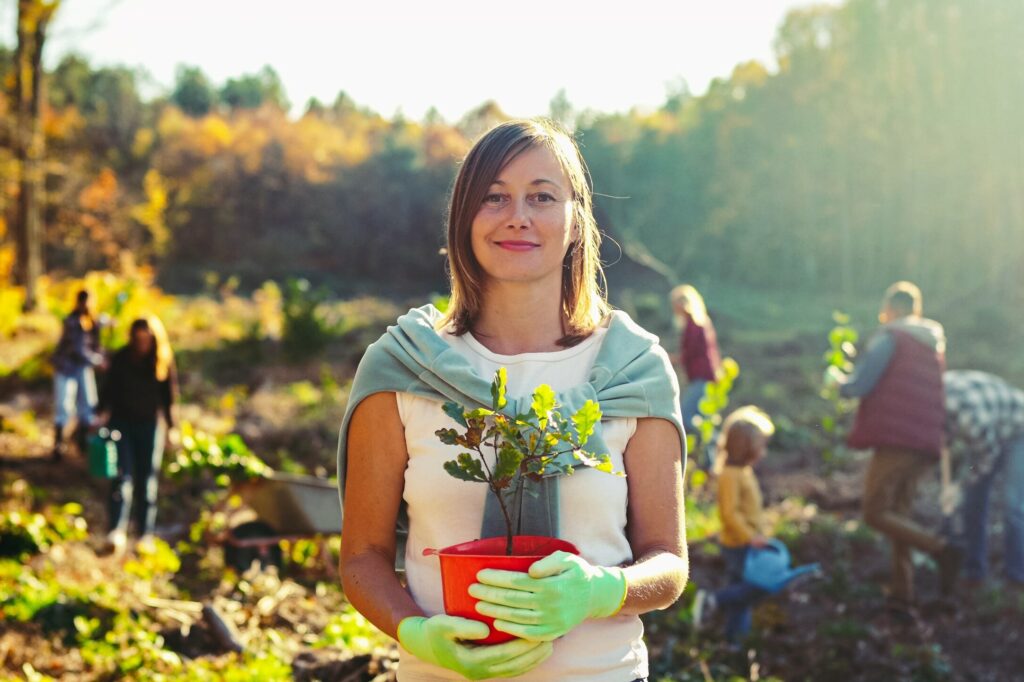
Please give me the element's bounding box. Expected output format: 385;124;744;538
669;284;709;326
440;118;609;346
716;405;775;471
74;290;96;332
882;281;922;318
130;315;174;382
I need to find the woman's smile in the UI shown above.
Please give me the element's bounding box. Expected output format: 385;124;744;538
494;239;541;252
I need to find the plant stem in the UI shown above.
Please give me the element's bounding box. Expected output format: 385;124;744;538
480;434;515;555
494;480;514;556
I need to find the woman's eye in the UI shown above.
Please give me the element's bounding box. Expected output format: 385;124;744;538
533;193;556;203
483;193;506;205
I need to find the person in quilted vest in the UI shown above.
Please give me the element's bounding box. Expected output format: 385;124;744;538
827;281;962;606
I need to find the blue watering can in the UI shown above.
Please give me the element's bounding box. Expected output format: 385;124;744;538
743;539;820;594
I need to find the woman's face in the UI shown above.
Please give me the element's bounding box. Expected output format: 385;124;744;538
470;145;575;288
752;434;768;464
131;327;154;355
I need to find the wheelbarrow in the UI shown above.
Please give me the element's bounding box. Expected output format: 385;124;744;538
211;472;342;573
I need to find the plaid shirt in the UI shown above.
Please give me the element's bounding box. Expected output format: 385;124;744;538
944;370;1024;484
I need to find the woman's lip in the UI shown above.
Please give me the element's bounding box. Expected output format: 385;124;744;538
495;241;540;252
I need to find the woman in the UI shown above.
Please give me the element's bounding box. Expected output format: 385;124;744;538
52;290;105;460
97;316;176;555
670;285;721;464
340;119;688;681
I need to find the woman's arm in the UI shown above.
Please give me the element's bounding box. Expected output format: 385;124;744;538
340;392;423;639
618;417;688;615
96;353;118;418
161;363;177;427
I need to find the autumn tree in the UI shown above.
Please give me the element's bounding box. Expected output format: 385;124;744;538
12;0;59;310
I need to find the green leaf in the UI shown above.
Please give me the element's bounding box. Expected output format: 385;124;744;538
822;416;835;433
443;401;468;427
495;442;522;482
435;428;460;445
690;469;708;489
832;310;850;325
491;367;508;410
573;450;621;476
721;357;740;380
531;384;556;428
572;400;602;446
443;453;486;482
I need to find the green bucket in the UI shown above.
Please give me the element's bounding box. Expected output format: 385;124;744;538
87;428;120;479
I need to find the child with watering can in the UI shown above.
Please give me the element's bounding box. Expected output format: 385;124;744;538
693;406;819;642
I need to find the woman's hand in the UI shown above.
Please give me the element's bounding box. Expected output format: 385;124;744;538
750;534;769;549
470;551;627;642
397;615;552;680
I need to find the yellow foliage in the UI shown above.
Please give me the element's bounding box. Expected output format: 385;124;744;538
228;115;270;174
130;169;170;254
200;115;234;153
0;243;14;286
42;105;85;141
423;125;470;166
0;285;25;337
78;168;119;212
254;280;283;340
156;106;189;141
286;115;348;182
132;127;155;158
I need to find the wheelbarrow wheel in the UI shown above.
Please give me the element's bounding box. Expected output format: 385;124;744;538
224;521;283;572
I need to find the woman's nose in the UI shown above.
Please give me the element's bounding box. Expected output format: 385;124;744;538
507;198;530;229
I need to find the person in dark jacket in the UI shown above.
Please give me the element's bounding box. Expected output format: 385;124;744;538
827;281;961;605
97;315;176;555
52;290;106;460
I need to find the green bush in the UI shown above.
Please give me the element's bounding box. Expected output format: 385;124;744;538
0;502;88;560
281;278;340;362
165;422;271;487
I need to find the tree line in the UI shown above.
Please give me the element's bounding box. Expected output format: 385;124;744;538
2;0;1021;304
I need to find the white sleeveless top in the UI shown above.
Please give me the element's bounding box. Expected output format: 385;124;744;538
396;327;648;682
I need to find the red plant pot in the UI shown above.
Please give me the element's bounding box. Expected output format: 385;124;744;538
424;536;579;645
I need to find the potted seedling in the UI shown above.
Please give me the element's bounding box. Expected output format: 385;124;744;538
426;367;621;643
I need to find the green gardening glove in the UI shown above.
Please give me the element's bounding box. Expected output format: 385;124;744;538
397;614;553;680
469;551;628;642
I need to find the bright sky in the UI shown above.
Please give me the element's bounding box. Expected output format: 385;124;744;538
4;0;816;120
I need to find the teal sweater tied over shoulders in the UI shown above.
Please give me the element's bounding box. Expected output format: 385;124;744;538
336;304;686;547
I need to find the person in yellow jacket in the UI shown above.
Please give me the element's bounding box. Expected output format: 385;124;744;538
694;406;775;642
